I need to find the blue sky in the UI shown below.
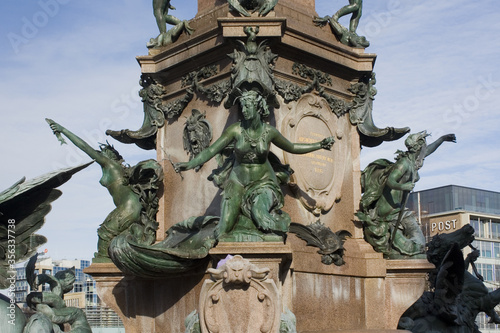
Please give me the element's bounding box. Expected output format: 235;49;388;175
0;0;499;260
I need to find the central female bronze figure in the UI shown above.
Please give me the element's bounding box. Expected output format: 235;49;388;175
175;89;334;241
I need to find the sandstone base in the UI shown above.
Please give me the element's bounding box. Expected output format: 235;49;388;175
85;240;432;332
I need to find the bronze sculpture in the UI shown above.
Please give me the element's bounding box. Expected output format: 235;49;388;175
357;131;456;258
148;0;194;48
314;0;369;48
25;256;91;333
183;109;213;171
227;0;278;17
106;75;167;150
47;119;163;262
399;225;500;331
0;165;90;333
175;88;335;241
0;164;90;289
289;221;351;266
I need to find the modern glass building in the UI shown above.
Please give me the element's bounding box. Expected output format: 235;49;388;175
408;185;500;331
408;185;500;217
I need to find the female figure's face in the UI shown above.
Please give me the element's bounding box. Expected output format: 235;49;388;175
240;95;259;121
408;139;426;154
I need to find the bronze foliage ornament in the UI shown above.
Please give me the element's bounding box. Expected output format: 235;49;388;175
275;62;349;117
107;68;229;151
276;67;410;148
107;75;167;150
349;73;410;147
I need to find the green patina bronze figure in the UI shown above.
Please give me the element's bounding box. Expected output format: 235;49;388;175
225;26;279;109
399;225;500;331
227;0;278;17
24;256;91;333
175;88;335;242
289;221;351;266
357;131;456;258
47;119;163;263
0;164;90;290
0;165;90;333
314;0;369;48
148;0;194;48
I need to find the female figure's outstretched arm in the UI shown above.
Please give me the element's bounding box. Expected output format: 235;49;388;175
425;134;456;157
269;126;334;154
46;119;108;166
174;124;237;172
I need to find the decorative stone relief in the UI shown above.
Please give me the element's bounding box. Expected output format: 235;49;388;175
166;66;229;119
276;63;350;117
199;255;280;333
282;93;347;215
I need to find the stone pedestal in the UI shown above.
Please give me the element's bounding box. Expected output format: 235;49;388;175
384;260;434;329
85;263;208;333
85;241;431;332
287;236;433;332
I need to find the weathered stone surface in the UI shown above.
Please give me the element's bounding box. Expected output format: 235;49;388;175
199;255;281;333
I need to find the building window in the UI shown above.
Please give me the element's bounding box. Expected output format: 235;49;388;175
471;216;494;238
471;219;481;237
495;265;500;282
492;222;500;239
483;264;494;281
480;242;493;258
494;243;500;259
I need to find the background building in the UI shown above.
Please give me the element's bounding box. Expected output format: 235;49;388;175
15;256;124;332
408;185;500;331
